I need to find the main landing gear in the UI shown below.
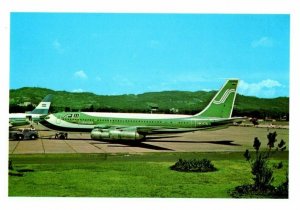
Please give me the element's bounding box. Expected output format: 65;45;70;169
54;132;68;139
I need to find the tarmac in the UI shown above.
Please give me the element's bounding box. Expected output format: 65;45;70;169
9;126;289;154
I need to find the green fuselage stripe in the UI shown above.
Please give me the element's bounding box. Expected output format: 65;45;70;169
59;112;227;129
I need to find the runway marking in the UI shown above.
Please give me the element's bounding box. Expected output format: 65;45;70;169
63;140;78;153
41;139;46;153
11;141;20;154
90;143;108;153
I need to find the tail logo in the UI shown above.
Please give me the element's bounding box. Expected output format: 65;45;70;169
213;89;235;104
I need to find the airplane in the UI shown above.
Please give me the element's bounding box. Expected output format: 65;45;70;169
9;94;53;128
40;79;241;141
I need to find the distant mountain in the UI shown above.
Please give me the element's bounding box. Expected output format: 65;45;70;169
9;87;289;119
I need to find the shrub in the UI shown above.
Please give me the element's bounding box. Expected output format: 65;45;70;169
170;158;217;172
231;184;275;198
230;131;288;198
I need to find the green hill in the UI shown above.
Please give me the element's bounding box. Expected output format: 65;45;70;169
9;87;289;119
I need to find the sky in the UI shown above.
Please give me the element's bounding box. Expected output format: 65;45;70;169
10;13;290;98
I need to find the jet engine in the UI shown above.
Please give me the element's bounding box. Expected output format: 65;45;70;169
90;128;145;140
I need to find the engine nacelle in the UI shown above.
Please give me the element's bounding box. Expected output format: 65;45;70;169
90;128;145;140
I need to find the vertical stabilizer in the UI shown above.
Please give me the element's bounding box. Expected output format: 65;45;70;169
194;80;238;118
29;94;53;115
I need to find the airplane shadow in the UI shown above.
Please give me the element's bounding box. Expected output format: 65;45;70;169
90;138;241;151
62;135;179;141
41;135;241;150
145;139;242;146
105;142;174;151
40;137;91;140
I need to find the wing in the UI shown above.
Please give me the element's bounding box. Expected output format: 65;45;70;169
135;126;201;135
93;117;243;137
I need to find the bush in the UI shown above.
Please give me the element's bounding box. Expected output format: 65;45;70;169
170;158;217;172
230;131;288;198
230;184;275;198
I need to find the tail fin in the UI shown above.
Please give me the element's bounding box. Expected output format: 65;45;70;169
29;94;53;115
194;79;239;118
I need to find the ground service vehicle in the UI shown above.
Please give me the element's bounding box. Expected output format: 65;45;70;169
9;128;39;140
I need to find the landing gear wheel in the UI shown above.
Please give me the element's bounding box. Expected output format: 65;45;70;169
29;134;38;140
16;134;24;140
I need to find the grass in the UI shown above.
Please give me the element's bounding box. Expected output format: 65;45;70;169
8;152;288;198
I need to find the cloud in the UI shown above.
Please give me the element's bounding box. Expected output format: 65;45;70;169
259;79;282;88
72;88;84;93
52;39;64;53
251;37;274;48
239;79;283;98
74;70;88;79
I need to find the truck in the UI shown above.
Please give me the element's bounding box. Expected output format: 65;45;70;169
9;128;39;140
